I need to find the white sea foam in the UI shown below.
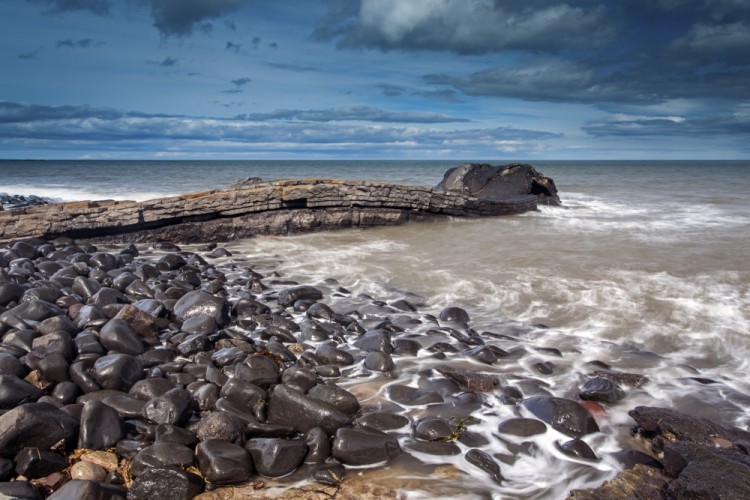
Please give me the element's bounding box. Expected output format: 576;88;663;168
0;183;177;202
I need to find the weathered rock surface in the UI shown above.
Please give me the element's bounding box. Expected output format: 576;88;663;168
0;164;557;243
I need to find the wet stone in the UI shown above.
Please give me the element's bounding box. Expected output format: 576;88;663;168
141;387;193;426
356;412;410;432
267;385;351;435
278;286;323;308
173;290;229;327
556;438;598;461
464;345;498;364
14;447;68;479
497;417;547;437
0;374;42;409
196;412;244;443
69;460;107;482
413;417;454;441
331;427;401;465
0;402;79;457
130;442;195;477
310;462;345;486
128;466;203;500
434;365;499;392
304;427;331;464
386;384;443;406
579;377;626;403
522;396;600;438
155;424;198;446
315;344;355;366
406;440;462;456
307;384;360;416
197;439;253;485
439;306;470;324
245;438;307;477
364;351;395;372
78;400;124;450
465;448;503;485
93;354;144;392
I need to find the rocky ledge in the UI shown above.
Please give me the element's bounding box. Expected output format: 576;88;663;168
0;163;560;244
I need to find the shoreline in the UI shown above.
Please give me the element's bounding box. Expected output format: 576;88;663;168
0;236;748;498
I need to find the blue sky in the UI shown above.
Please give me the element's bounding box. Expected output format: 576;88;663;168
1;0;748;159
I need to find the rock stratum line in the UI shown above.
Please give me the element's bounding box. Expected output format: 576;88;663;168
0;164;560;243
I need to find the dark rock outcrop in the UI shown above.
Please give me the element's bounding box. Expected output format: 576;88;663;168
0;164;559;243
436;163;561;206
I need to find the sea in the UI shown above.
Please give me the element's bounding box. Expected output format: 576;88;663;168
1;159;749;498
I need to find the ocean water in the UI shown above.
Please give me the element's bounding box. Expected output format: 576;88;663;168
2;160;750;497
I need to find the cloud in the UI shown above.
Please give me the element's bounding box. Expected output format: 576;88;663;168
221;89;243;94
146;56;179;67
583;108;750;137
0;100;556;157
29;0;110;15
377;83;404;97
266;62;315;73
314;0;612;54
225;41;242;53
55;38;104;48
231;77;252;87
17;50;40;59
234;106;470;123
135;0;248;37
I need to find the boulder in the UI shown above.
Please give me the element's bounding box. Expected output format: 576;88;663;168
436;163;561;206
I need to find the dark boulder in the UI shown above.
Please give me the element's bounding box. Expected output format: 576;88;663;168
128;466;203;500
436;163;561;206
196;439;253;485
579;377;625;403
78;400;125;450
331;427;401;465
465;448;504;484
0;403;79;457
277;286;323;308
92;354;144;391
522;396;599;438
245;438;307;477
173;290;229;327
0;374;42;409
497;417;547;437
267;385;351;435
130;442;194;477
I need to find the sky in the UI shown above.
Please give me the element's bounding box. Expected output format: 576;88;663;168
1;0;749;160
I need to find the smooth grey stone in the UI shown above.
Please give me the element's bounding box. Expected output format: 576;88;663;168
439;306;470;324
315;344;354;366
141;387;193;426
497;417;547;437
281;366;318;393
522;396;599;438
355;412;410;431
579;377;626;403
129;377;175;400
234;355;279;388
47;480;126;500
386;384;443;406
277;286;323;308
353;329;393;353
465;448;503;484
181;315;217;335
267;385;351;435
78;400;124;450
245;438;307;477
196;412;243;442
364;351;394;372
331;427;401;465
93;354;144;391
173;290;229;327
556;438;598;460
128;466;202;500
405;440;461;456
413;417;453;441
102;394;146;418
0;403;79;457
14;447;68;478
307;384;360;416
0;374;41;409
155;424;197;446
304;427;331;464
196;439;253;485
99;318;144;356
130;442;194;477
220;378;266;412
0;480;43;499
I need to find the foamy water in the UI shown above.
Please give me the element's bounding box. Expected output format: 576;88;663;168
3;159;749;497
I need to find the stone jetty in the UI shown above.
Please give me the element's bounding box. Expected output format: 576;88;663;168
0;163;560;244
